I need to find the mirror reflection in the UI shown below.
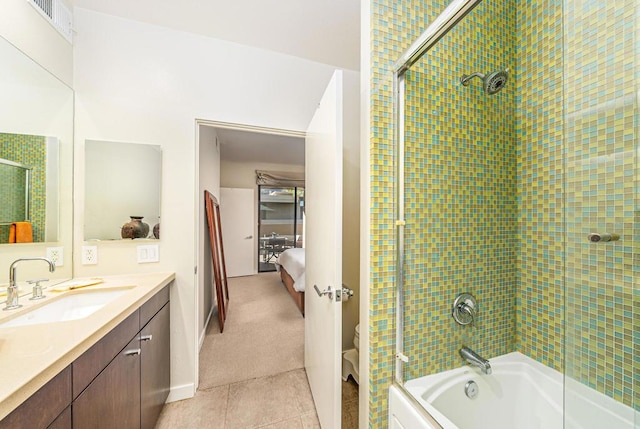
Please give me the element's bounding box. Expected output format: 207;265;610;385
0;133;59;243
0;34;74;286
84;140;162;241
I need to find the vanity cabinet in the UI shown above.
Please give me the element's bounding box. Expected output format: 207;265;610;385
73;335;142;429
73;285;170;429
141;303;170;429
0;285;170;429
0;366;72;429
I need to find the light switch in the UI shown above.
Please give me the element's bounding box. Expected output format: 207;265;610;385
137;245;159;263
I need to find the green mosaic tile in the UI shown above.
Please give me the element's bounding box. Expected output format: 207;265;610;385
370;0;638;426
0;132;47;243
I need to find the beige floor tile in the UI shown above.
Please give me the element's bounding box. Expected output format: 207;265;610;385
225;372;303;429
257;417;303;428
154;385;229;429
300;412;321;429
287;369;316;414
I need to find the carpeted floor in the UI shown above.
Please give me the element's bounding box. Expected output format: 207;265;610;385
199;272;305;389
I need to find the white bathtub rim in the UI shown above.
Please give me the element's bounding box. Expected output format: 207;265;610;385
401;351;636;429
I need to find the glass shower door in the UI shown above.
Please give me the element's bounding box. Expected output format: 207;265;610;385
563;0;639;427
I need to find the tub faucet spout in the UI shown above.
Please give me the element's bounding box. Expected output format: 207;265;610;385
460;346;492;375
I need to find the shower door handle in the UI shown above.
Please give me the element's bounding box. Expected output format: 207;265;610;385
587;232;619;243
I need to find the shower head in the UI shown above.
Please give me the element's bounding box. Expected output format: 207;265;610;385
460;68;509;94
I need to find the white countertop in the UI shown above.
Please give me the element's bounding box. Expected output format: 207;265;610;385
0;271;175;420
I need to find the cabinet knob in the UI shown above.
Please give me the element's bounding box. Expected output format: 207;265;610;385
139;334;153;342
124;348;141;356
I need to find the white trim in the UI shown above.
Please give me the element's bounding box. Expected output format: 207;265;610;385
166;383;196;403
194;120;201;392
199;305;214;350
196;119;306;139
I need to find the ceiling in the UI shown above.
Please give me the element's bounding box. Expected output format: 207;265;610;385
71;0;361;71
214;127;304;165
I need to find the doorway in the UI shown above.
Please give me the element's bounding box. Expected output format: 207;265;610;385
258;185;305;272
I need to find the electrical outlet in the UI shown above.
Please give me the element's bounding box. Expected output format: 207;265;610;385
46;246;64;266
82;245;98;265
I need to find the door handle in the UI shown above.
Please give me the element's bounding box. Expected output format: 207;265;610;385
313;285;333;300
124;348;141;356
244;235;253;239
139;334;153;342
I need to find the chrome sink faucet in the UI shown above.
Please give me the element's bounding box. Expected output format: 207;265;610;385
4;257;55;311
460;346;492;375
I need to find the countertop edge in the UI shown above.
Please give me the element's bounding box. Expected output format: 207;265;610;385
0;271;175;421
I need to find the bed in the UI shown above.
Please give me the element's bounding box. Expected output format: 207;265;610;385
275;247;305;316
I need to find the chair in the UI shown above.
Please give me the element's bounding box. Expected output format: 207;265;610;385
266;237;286;262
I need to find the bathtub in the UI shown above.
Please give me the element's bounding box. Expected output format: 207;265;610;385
390;352;637;429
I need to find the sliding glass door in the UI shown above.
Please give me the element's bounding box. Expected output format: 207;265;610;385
257;186;304;272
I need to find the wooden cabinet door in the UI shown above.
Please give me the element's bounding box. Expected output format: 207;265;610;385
140;303;170;429
73;336;141;429
0;366;71;429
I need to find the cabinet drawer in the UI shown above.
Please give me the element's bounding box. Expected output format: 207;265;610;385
72;310;139;399
1;366;71;429
140;285;169;328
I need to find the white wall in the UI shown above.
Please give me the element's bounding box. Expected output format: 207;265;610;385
197;126;219;349
72;8;344;401
0;0;73;86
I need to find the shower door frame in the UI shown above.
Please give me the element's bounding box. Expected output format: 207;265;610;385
392;0;483;385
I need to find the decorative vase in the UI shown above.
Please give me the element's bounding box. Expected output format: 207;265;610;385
153;223;160;239
121;216;150;239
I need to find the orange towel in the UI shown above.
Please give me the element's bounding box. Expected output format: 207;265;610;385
9;222;33;243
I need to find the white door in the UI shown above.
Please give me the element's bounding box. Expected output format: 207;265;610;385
305;70;343;428
220;187;255;277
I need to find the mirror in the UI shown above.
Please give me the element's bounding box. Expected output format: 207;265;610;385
0;134;60;243
0;35;74;285
84;140;162;241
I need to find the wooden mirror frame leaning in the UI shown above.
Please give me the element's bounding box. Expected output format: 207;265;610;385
204;190;229;332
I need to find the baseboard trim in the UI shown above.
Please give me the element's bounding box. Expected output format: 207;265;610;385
166;383;195;403
199;306;214;350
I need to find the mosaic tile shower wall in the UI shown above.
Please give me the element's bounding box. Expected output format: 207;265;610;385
401;0;517;380
0;133;47;243
370;0;638;426
563;0;638;409
514;0;565;370
369;1;454;425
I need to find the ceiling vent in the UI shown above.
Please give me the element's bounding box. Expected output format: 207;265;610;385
28;0;73;43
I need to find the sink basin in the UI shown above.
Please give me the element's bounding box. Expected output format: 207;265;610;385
0;288;131;328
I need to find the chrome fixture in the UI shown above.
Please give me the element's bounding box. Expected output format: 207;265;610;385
313;284;334;300
460;346;492;375
452;293;477;326
28;278;49;301
4;257;55;310
464;380;479;399
460;68;509;94
587;232;619;243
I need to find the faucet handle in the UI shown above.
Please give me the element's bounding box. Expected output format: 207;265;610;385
28;278;48;301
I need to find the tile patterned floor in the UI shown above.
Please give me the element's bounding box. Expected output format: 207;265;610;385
155;369;320;429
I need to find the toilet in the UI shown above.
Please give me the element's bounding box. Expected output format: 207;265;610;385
353;324;360;351
342;324;360;384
